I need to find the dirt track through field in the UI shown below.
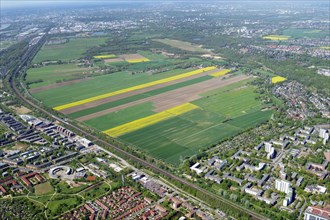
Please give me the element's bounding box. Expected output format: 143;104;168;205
29;78;91;94
60;68;221;114
77;75;250;122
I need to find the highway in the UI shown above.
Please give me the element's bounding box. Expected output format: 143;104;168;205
8;39;269;220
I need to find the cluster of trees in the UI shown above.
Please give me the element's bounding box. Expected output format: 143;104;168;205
0;199;45;220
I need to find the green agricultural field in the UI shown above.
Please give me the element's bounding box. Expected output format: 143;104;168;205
85;102;155;130
227;110;272;129
34;182;54;195
282;28;329;39
118;81;270;165
126;60;175;71
26;63;95;89
32;68;193;107
193;85;263;118
253;68;276;77
138;50;167;60
154;38;212;53
69;75;212;119
33;37;107;63
120;110;238;165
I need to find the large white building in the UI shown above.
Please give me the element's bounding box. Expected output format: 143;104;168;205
275;179;291;194
265;142;273;152
283;189;294;207
319;128;328;139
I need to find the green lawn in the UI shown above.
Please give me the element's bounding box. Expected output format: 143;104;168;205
34;182;54;195
57;181;90;194
31;195;53;203
78;182;112;200
47;196;81;216
33;37;107;63
32;68;193;107
26;64;95;88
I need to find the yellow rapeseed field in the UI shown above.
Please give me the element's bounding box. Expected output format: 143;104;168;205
103;103;198;137
53;66;216;111
126;58;150;63
271;76;287;84
93;54;116;59
320;46;330;50
262;35;290;41
210;69;231;77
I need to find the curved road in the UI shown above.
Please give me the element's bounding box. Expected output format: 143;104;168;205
8;48;268;220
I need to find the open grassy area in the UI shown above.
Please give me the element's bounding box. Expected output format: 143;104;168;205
78;182;113;200
34;182;54;195
0;40;16;50
154;38;212;53
33;68;193;107
26;63;95;88
282;28;329;39
47;195;81;217
33;37;107;63
57;181;90;194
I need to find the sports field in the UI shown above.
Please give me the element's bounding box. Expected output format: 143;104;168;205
34;182;54;195
33;37;107;63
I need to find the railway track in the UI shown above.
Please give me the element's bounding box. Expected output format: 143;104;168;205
8;42;269;220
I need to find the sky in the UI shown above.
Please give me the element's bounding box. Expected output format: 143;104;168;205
1;0;329;9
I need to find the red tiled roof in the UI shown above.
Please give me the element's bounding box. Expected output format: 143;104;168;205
308;206;330;219
0;185;6;193
87;176;96;181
